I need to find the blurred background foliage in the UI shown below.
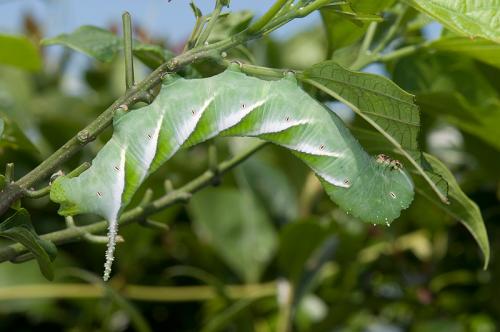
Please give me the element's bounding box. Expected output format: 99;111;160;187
0;1;499;331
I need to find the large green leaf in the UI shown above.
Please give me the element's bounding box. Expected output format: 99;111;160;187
279;222;329;285
392;53;500;150
190;188;277;283
0;209;57;280
207;11;253;43
417;92;500;151
414;154;490;268
321;9;368;56
302;61;448;203
239;157;298;221
407;0;500;43
42;25;172;68
50;68;415;279
429;36;500;69
0;34;42;71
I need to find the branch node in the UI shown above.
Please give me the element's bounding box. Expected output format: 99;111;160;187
5;163;14;183
118;104;129;112
77;130;90;144
164;179;174;194
49;170;64;184
137;91;154;104
178;192;192;203
167;59;179;71
139;188;154;206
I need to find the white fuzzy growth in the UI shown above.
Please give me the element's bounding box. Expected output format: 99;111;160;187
103;218;118;281
102;148;126;281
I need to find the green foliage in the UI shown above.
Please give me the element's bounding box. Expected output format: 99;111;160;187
0;209;56;280
428;36;500;69
0;1;499;331
42;25;172;68
408;0;500;42
415;154;489;267
190;188;276;283
0;34;41;71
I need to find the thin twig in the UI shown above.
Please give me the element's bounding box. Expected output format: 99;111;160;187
195;0;225;47
4;163;14;183
122;11;135;89
24;162;91;198
0;281;277;302
247;0;288;35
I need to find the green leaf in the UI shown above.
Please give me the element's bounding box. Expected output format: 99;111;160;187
407;0;500;43
0;209;57;280
414;154;489;268
302;61;448;203
417;92;500;151
279;222;328;285
392;53;500;150
349;0;396;14
42;26;120;62
132;43;174;69
207;11;253;43
321;9;368;56
189;188;277;283
0;34;42;71
239;158;298;221
279;222;337;303
42;25;172;67
0;115;40;155
429;36;500;69
320;0;394;58
0;118;4;137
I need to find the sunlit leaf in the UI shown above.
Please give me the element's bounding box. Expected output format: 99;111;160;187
429;36;500;69
408;0;500;43
42;25;172;68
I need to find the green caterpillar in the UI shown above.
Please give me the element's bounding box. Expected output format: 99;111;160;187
50;67;414;280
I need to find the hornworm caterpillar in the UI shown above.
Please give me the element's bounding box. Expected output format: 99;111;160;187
50;67;414;280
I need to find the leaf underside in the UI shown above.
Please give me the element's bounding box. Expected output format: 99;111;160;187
408;0;500;43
